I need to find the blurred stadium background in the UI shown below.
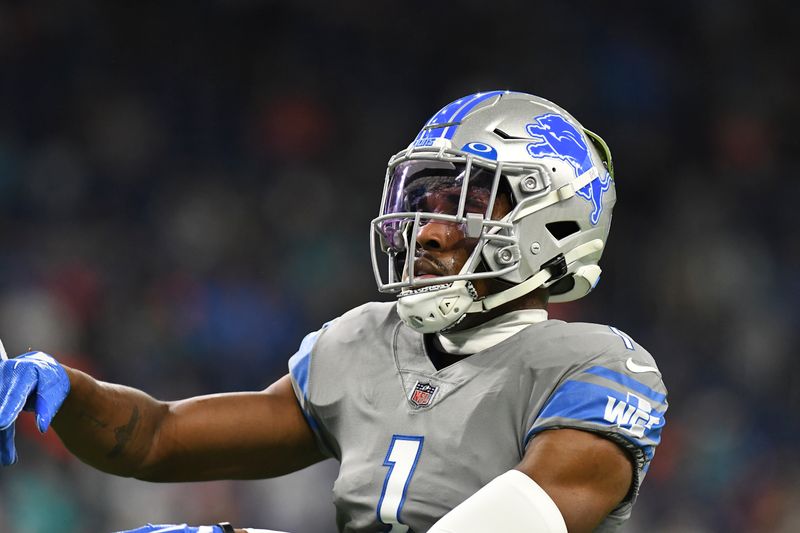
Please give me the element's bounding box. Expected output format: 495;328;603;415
0;1;797;532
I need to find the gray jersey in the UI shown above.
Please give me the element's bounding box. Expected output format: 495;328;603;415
289;302;667;533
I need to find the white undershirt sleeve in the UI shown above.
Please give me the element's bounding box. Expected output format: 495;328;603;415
427;470;567;533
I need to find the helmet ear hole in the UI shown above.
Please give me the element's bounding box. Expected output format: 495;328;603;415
545;221;581;240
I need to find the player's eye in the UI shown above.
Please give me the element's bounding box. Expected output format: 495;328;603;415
405;186;426;212
464;187;491;213
405;187;462;215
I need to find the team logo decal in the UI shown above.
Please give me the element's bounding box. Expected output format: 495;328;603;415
409;381;439;408
525;113;610;225
603;391;660;439
461;142;498;160
576;170;612;225
525;113;593;176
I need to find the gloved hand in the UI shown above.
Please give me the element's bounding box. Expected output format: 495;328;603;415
0;351;70;465
115;525;224;533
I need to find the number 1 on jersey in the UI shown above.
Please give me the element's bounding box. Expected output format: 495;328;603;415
377;435;424;532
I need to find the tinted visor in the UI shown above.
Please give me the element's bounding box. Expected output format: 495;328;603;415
379;161;497;251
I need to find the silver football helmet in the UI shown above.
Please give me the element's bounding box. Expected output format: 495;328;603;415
370;91;616;333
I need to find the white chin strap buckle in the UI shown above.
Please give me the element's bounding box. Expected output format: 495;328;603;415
396;281;477;333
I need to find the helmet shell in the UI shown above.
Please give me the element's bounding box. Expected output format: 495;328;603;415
412;91;616;301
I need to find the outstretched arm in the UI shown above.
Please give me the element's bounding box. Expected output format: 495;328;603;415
0;350;325;481
53;369;325;481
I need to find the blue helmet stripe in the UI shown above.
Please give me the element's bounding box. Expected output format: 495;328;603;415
440;90;505;139
414;91;506;144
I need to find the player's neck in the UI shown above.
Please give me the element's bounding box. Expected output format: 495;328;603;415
424;334;468;370
421;287;549;370
435;309;549;357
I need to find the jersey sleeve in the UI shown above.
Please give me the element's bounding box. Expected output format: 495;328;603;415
288;322;337;458
524;326;668;503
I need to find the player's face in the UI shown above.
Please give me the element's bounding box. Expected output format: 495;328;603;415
379;162;514;298
411;187;512;298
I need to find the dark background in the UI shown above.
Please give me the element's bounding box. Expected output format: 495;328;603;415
0;1;797;531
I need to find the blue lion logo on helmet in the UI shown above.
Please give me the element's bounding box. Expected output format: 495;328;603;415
576;170;611;225
526;113;610;225
526;113;593;176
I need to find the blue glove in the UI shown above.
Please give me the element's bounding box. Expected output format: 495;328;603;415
115;525;223;533
0;351;70;465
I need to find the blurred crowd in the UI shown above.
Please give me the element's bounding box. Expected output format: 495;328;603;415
0;1;797;532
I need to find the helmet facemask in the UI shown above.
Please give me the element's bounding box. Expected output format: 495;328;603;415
371;148;549;291
370;146;552;333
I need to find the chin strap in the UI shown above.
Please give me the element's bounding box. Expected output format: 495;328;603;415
397;239;604;334
469;239;604;313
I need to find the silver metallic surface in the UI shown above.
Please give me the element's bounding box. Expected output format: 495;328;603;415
371;91;617;329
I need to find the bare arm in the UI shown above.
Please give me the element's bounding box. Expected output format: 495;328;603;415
51;369;325;481
516;428;634;532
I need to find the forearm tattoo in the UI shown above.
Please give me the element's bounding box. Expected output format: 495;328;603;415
78;411;109;429
106;406;140;459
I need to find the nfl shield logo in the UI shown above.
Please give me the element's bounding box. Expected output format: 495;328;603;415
409;381;438;408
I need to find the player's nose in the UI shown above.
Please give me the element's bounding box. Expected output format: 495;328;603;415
416;219;463;251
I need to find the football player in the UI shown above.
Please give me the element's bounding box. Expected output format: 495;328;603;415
0;91;667;533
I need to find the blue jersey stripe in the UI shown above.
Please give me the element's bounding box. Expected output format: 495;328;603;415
288;323;333;434
288;329;322;399
582;366;667;404
528;379;665;448
537;379;666;425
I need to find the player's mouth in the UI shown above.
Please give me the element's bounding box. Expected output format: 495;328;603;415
412;255;448;279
